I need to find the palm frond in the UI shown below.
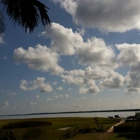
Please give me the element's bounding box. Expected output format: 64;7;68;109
1;0;51;33
0;10;5;34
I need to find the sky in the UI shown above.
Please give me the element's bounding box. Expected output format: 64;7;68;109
1;0;140;116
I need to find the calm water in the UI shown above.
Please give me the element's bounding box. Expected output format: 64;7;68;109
0;112;135;120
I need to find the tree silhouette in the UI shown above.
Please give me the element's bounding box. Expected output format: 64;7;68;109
1;0;51;33
0;10;5;34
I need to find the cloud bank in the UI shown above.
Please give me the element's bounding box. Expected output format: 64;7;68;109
20;77;53;93
53;0;140;32
14;44;64;75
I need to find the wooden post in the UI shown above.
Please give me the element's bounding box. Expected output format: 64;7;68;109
94;117;99;129
133;117;134;127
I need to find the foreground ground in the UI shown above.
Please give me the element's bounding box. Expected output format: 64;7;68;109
0;117;139;140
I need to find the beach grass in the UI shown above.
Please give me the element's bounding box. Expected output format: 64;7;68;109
0;117;122;140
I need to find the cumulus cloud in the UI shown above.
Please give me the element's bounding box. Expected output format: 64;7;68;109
41;22;83;55
84;66;109;80
57;87;63;90
36;95;40;99
65;94;69;97
79;86;99;94
117;43;140;66
30;102;37;106
46;98;53;101
61;65;127;94
13;44;64;75
20;77;53;93
77;97;87;101
53;82;58;85
116;43;140;94
124;63;140;94
61;72;84;85
0;36;4;44
7;92;17;96
77;37;117;67
41;23;117;68
100;73;125;89
5;101;9;107
3;56;7;60
54;0;140;32
61;68;100;94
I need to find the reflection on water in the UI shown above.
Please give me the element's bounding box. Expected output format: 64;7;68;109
0;112;135;120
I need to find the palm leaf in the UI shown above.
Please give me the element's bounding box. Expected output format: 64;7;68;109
1;0;51;32
0;10;5;34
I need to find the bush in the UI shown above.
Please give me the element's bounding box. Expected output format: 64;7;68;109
22;128;47;140
2;121;52;129
114;124;134;132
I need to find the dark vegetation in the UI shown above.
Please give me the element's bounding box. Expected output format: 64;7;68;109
2;120;52;129
0;117;119;140
0;0;51;34
114;112;140;133
2;116;140;140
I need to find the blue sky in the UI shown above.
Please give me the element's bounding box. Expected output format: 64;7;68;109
1;0;140;116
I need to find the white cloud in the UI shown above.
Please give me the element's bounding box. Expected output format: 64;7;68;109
79;85;99;94
61;73;83;85
57;86;63;90
62;68;100;94
61;66;126;94
41;22;83;55
61;67;100;94
97;99;102;103
30;102;37;106
85;66;109;80
41;23;117;68
100;73;125;89
36;95;40;99
7;92;17;96
13;44;64;75
3;56;7;60
0;36;4;44
77;97;87;101
53;0;77;15
65;94;69;97
117;43;140;66
77;37;117;67
116;43;140;94
20;77;53;93
46;98;53;101
124;64;140;94
5;101;9;107
54;95;59;99
54;0;140;32
60;94;63;98
53;82;58;85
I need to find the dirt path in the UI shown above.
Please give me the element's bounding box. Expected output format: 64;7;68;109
107;119;125;133
58;127;71;130
99;119;125;140
99;132;109;140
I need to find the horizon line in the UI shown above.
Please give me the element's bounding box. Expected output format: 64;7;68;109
0;108;139;117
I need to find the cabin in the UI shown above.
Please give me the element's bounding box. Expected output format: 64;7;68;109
114;115;120;119
125;116;137;122
108;116;113;119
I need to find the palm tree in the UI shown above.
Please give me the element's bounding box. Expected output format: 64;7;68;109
1;0;51;33
0;10;5;34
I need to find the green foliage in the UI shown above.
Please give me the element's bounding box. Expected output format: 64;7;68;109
135;112;140;120
0;117;120;140
22;128;47;140
2;120;52;129
1;0;51;33
114;124;134;132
